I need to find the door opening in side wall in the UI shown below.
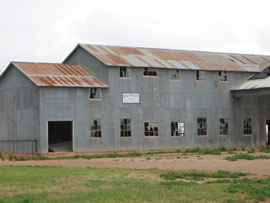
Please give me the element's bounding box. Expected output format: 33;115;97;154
266;120;270;145
48;121;73;152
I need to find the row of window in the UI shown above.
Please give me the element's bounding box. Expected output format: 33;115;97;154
120;67;228;82
89;118;252;138
88;69;227;100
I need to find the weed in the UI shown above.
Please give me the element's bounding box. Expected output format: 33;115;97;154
260;146;270;153
146;157;151;160
225;154;270;161
241;147;246;151
8;156;13;161
184;148;222;155
248;148;255;154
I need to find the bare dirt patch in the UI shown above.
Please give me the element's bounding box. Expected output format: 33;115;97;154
1;152;270;178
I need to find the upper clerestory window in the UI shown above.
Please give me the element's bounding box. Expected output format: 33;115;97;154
170;69;180;80
89;88;101;100
143;68;158;77
195;70;205;81
119;66;130;79
218;71;228;82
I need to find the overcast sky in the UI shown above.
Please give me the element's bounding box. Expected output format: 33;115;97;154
0;0;270;72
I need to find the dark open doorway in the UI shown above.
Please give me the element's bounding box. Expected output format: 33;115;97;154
48;121;73;152
266;120;270;145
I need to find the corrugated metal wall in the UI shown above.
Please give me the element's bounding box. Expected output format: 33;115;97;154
0;65;40;153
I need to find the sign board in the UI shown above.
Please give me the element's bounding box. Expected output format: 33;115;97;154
122;93;140;104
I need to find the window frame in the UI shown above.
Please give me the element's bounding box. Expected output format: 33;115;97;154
170;69;181;80
144;122;159;137
90;118;102;138
89;88;102;100
171;121;185;137
143;68;158;77
197;117;207;136
120;118;132;138
219;118;229;136
243;118;252;136
119;66;130;79
195;70;206;82
218;71;228;82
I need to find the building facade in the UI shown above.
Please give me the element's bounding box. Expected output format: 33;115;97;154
1;44;270;153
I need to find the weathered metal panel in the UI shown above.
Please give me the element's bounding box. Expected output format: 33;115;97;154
12;62;109;88
0;65;40;153
81;44;270;72
232;77;270;90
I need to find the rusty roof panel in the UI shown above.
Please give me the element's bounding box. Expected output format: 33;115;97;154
232;77;270;90
82;44;270;72
13;62;108;88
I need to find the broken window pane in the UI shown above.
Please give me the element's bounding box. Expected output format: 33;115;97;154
89;88;101;100
171;122;185;136
120;67;130;78
144;68;158;77
218;71;228;82
243;118;252;135
196;70;205;81
219;118;229;135
90;119;102;138
170;69;180;80
120;118;131;137
144;122;159;137
197;117;207;136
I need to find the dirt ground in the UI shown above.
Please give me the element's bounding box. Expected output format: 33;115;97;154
1;153;270;178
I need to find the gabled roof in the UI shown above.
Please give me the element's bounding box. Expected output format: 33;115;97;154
80;44;270;72
12;62;108;88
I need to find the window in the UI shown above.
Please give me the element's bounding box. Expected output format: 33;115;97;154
170;69;180;80
120;66;130;78
120;118;131;137
243;118;252;135
196;70;205;81
90;119;102;138
197;117;207;136
171;122;185;136
219;118;228;135
143;68;157;77
144;122;159;137
89;88;101;100
218;71;228;82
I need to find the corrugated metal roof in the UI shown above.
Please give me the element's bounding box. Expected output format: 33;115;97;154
232;77;270;91
12;62;108;88
81;44;270;72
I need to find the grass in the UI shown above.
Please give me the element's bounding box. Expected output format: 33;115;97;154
0;166;269;202
5;147;265;162
225;154;270;161
160;170;247;181
260;146;270;153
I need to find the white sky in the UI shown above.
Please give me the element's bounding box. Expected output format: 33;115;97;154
0;0;270;72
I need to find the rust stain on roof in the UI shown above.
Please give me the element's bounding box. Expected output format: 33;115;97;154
81;44;270;72
12;62;108;88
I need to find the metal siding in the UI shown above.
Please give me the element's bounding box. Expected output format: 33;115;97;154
0;66;40;153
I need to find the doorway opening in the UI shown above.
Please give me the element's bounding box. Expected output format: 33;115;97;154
266;120;270;145
48;121;73;152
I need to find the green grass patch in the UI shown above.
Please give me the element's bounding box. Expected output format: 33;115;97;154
0;166;269;202
160;170;247;181
183;148;222;155
225;154;270;161
248;148;255;154
260;146;270;153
